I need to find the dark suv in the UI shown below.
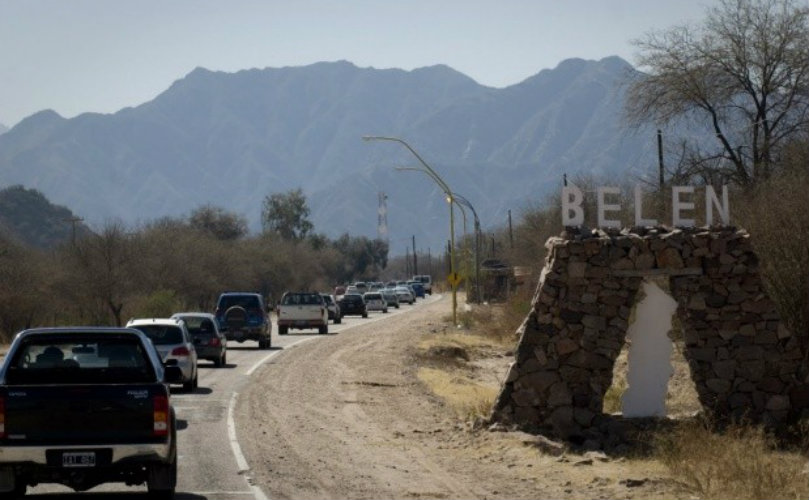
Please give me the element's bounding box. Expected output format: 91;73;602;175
215;292;272;349
338;293;368;318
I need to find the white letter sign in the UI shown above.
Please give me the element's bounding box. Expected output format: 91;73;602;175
597;187;621;228
634;185;657;227
705;185;729;226
562;184;584;226
672;186;695;226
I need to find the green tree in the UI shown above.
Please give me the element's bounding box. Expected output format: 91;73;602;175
627;0;809;185
261;189;314;240
189;205;248;240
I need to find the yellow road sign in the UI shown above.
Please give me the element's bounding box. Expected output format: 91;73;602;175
447;272;463;287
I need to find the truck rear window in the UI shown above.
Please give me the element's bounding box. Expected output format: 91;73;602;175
282;293;323;306
5;336;155;385
130;325;184;345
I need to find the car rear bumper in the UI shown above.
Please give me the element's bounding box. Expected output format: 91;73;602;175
278;320;326;327
0;441;171;466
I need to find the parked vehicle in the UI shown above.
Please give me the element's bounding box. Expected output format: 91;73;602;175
363;292;388;313
214;292;272;349
321;293;342;324
394;286;415;305
171;312;227;367
339;293;368;318
413;274;433;295
354;282;369;295
127;318;199;392
381;288;400;309
0;327;181;497
277;292;329;335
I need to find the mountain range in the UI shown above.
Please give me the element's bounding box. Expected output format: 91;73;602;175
0;57;659;253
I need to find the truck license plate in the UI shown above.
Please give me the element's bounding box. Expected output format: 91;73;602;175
62;452;96;467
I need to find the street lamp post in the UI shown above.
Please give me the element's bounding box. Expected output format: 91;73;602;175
362;135;460;324
450;192;481;304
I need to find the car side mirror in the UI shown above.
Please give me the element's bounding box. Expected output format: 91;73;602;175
164;365;183;383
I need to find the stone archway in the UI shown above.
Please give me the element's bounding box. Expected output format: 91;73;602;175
490;227;808;441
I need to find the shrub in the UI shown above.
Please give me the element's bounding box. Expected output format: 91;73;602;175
655;420;809;500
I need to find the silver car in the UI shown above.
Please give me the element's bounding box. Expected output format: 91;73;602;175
394;286;415;305
126;317;198;392
363;292;388;313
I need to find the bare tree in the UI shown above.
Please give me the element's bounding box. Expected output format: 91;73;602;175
627;0;809;186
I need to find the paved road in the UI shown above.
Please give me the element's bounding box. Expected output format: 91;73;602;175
22;297;432;499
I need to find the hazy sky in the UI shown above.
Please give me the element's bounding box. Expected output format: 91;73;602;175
1;0;711;128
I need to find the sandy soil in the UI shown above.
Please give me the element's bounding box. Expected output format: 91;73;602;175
236;295;693;500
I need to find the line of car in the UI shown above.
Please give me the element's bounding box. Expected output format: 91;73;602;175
0;279;432;498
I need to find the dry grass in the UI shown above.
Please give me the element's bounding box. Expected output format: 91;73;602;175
416;367;500;421
655;421;809;500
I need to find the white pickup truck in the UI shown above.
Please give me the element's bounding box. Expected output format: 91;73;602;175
276;292;329;335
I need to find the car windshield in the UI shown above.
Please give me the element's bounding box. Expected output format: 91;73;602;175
365;293;381;300
218;295;260;310
131;325;184;345
5;334;154;385
342;295;362;303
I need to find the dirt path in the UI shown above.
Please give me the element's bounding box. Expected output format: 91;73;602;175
236;295;689;500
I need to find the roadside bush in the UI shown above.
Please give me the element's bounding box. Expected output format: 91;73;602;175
131;289;184;319
655;420;809;500
735;163;809;376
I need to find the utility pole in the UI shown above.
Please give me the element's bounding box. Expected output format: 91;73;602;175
64;216;84;246
657;129;665;189
405;247;411;276
508;210;514;249
412;235;418;276
657;129;665;222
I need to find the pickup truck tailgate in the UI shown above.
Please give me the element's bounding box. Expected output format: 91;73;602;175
3;384;163;446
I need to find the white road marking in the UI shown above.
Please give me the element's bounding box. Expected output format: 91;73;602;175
246;337;319;376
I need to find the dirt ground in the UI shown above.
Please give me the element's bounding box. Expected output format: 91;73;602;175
236;295;693;500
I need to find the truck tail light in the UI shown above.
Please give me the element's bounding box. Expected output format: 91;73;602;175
153;394;169;437
0;395;5;438
171;346;190;356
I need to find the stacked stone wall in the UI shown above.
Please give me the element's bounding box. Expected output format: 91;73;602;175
491;227;808;440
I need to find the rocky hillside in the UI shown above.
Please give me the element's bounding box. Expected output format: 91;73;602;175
0;57;658;250
0;185;91;248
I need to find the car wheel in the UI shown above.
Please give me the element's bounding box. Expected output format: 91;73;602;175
182;375;194;393
362;312;368;318
147;450;177;499
318;324;328;335
221;352;227;366
335;315;342;324
223;306;248;331
279;326;288;335
0;478;26;499
258;337;271;349
396;304;400;309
